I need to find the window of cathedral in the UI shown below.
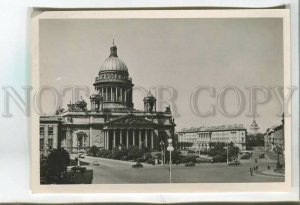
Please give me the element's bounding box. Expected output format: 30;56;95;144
40;127;45;135
48;127;53;135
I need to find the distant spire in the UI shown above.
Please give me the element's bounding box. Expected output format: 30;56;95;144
250;115;260;135
110;39;118;57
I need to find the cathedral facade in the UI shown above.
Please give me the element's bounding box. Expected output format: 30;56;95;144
39;42;176;154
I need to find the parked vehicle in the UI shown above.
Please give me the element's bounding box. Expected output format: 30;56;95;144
93;161;99;165
185;162;196;167
132;162;143;168
258;153;265;158
79;154;85;158
228;160;240;166
240;154;251;160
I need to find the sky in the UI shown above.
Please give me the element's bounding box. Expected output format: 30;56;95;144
39;18;284;132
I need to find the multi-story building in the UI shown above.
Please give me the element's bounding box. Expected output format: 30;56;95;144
40;42;176;154
264;114;284;153
177;124;247;151
40;116;63;155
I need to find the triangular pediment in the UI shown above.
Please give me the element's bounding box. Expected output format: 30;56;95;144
105;114;156;126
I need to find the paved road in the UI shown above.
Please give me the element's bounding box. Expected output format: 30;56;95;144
75;155;284;184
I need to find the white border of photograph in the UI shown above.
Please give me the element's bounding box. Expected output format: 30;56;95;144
31;9;292;193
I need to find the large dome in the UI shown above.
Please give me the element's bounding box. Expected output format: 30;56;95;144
99;42;128;72
100;56;128;72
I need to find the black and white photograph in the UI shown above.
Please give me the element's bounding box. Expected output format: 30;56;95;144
31;10;292;192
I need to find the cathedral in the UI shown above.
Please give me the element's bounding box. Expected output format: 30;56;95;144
39;42;176;154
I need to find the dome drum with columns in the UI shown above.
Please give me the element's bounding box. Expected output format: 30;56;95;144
39;41;176;154
93;43;134;110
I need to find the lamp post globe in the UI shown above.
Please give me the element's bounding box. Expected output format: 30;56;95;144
167;138;174;184
167;146;174;152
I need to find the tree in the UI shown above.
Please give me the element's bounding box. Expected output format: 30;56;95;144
246;133;264;148
43;148;70;184
165;149;181;164
228;142;240;160
208;142;240;162
127;145;142;160
112;145;128;160
88;145;99;157
96;149;111;158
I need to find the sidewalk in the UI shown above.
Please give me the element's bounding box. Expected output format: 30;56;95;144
254;169;285;178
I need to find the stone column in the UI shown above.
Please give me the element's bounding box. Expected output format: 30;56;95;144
106;130;109;149
53;125;58;149
116;87;118;102
151;130;154;149
145;129;148;148
67;128;72;152
44;126;48;155
101;87;104;96
124;90;127;105
89;127;93;147
139;129;142;149
126;130;129;148
113;129;116;148
120;88;123;102
111;87;113;101
104;131;106;149
120;129;123;145
133;129;135;146
105;87;108;101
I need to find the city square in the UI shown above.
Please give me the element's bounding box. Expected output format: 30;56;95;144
38;17;286;185
69;146;284;184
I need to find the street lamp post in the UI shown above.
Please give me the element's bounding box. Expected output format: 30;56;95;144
275;146;281;169
224;142;229;165
197;143;201;157
77;136;80;167
167;138;174;184
226;143;229;165
160;141;165;165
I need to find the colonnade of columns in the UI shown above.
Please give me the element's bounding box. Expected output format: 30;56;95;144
103;129;154;150
96;86;132;103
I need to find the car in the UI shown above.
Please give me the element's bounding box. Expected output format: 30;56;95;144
228;160;240;166
240;154;251;160
93;161;100;165
185;162;196;167
258;153;265;158
79;154;85;158
132;162;143;168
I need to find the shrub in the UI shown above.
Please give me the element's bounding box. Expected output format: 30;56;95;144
136;157;147;162
96;149;111;158
146;158;155;165
127;145;142;160
88;145;99;157
212;154;227;163
188;150;196;154
187;155;197;163
42;148;71;184
121;155;128;161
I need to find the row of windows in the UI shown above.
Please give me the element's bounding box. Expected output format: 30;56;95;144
40;138;53;149
40;127;54;135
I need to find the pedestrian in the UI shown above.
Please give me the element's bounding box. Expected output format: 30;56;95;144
255;158;257;163
268;165;270;170
250;167;253;176
256;165;258;170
